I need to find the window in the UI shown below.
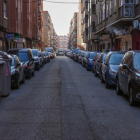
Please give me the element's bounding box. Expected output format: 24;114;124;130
99;11;102;23
92;4;96;14
114;0;116;12
106;4;108;18
102;3;105;20
86;28;88;36
4;2;7;18
136;0;140;4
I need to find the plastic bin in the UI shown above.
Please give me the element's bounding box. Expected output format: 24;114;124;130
0;52;12;97
0;58;5;97
1;58;12;96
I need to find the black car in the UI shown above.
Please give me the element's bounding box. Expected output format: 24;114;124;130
101;51;125;88
8;48;35;79
74;50;82;62
82;52;90;67
11;55;25;89
38;51;44;67
42;52;47;64
44;51;50;62
94;52;108;78
116;51;140;106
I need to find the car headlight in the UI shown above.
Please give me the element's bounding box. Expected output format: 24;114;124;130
135;73;140;82
109;68;117;76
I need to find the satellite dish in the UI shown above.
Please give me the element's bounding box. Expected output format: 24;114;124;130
121;26;130;35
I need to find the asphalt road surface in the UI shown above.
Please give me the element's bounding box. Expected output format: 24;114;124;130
0;56;140;140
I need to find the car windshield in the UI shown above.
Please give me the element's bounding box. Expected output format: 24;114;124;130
89;53;96;59
18;53;29;61
109;53;124;65
32;50;38;56
45;53;48;56
11;56;15;66
38;52;41;56
134;54;140;69
59;51;63;52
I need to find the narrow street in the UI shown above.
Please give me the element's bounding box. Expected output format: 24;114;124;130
0;56;140;140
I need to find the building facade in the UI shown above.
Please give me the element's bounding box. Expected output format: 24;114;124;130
95;0;140;51
58;35;68;50
43;11;51;48
83;0;97;51
0;0;10;51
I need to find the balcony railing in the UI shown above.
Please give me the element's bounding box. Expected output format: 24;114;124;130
119;4;135;18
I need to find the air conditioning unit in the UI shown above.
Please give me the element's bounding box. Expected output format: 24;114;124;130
133;20;139;29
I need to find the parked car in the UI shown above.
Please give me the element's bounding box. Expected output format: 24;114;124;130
67;52;70;57
72;49;80;59
11;55;25;89
42;52;47;64
82;52;89;67
116;51;140;106
32;49;41;70
38;51;44;67
69;51;73;58
85;52;98;71
101;51;126;88
93;53;101;74
48;52;53;59
74;50;82;62
44;51;50;62
78;51;84;63
94;52;108;78
8;48;35;79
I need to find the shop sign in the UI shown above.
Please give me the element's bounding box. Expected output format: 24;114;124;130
6;34;14;39
15;34;20;40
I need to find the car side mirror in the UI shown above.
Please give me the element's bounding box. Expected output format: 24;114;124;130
31;58;34;61
122;64;129;69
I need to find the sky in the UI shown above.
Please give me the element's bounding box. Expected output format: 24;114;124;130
43;0;79;36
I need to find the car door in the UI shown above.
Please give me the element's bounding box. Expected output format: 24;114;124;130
123;53;133;94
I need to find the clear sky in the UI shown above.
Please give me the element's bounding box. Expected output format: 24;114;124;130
43;0;79;36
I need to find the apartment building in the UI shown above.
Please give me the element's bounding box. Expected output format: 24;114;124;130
43;11;51;48
83;0;97;51
6;0;23;50
58;35;68;50
0;0;10;51
38;0;44;50
68;13;78;49
50;23;59;51
95;0;140;51
77;0;86;50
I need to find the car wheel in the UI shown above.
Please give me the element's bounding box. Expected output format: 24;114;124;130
100;72;104;83
116;79;123;95
32;70;35;76
16;76;20;89
105;75;110;89
21;73;25;84
129;86;137;106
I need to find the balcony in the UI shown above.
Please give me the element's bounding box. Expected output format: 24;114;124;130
119;4;135;18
